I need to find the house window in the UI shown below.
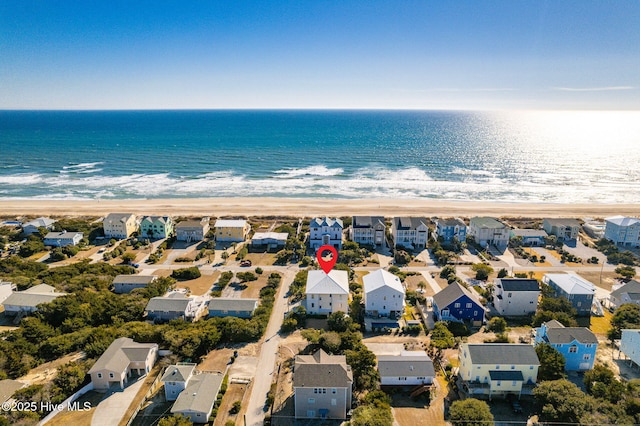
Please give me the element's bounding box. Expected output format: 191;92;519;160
331;399;337;406
584;354;591;360
332;388;336;394
577;301;582;307
109;373;114;378
496;381;501;386
97;373;102;379
511;365;515;370
454;303;461;308
569;345;578;353
512;381;517;386
586;344;592;348
508;292;512;298
530;366;534;370
466;303;472;308
496;365;500;369
308;398;315;404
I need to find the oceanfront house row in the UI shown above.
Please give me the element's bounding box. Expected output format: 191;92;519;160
543;273;596;316
535;320;598;371
309;217;344;250
294;349;353;420
140;215;174;240
2;284;66;315
144;293;207;322
350;216;386;247
509;229;548;246
214;219;250;243
170;373;224;423
620;329;640;368
493;278;540;316
608;280;640;311
432;281;486;326
377;351;435;386
112;274;158;294
605;216;640;247
22;217;56;235
458;343;540;400
175;217;210;242
161;363;196;401
208;297;259;319
305;270;349;315
363;269;405;318
251;232;288;251
392;217;429;250
43;230;83;247
583;220;606;239
542;218;581;242
103;213;138;240
88;337;158;391
468;217;510;249
434;218;467;244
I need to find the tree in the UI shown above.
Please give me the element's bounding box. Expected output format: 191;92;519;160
449;398;494;426
583;364;626;403
486;317;507;333
471;263;493;281
497;268;508;278
533;379;597;424
171;267;201;280
430;321;455;349
535;343;566;381
319;331;342;353
328;311;357;332
608;303;640;341
616;265;637;280
121;252;136;264
158;415;193;426
440;265;456;280
350;402;393;426
417;281;426;292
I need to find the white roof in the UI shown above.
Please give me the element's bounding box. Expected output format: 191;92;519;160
363;269;404;295
215;219;247;228
544;273;595;295
606;216;640;227
252;232;288;241
23;217;56;228
306;270;349;295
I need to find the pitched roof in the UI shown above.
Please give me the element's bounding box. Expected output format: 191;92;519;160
377;353;435;378
352;216;385;229
145;296;192;312
141;216;171;224
208;298;259;312
3;285;65;308
470;217;506;229
306;270;349;295
161;364;196;383
394;217;428;230
44;231;83;240
310;217;344;228
433;282;484;310
544;273;595;295
252;232;288;241
541;321;598;344
294;349;353;388
464;344;540;365
363;269;404;295
496;278;540;292
113;275;157;285
88;337;157;374
215;219;247;228
104;213;135;223
24;284;56;293
175;218;209;228
610;280;640;300
510;229;548;238
436;218;466;227
171;373;224;415
605;216;640;227
23;217;56;228
544;218;581;227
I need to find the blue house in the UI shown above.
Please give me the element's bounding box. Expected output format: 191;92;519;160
432;282;486;326
535;320;598;371
208;298;259;319
543;273;595;316
434;218;467;244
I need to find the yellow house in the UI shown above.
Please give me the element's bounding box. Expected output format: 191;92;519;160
458;343;540;399
103;213;138;240
214;219;250;243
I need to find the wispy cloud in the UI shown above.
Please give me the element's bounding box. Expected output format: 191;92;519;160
553;86;636;92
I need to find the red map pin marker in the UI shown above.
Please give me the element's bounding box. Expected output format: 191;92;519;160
316;245;338;274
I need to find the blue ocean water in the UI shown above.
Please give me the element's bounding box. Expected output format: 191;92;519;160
1;110;639;203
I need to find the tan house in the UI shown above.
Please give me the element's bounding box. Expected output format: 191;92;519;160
175;217;210;242
458;343;539;399
88;337;158;390
543;218;580;242
294;349;353;420
214;219;250;243
103;213;138;240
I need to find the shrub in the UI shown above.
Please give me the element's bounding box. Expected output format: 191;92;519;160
255;267;263;274
171;267;201;280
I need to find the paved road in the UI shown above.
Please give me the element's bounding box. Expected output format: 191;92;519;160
244;267;296;426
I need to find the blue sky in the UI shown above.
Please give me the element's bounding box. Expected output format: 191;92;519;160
1;1;639;110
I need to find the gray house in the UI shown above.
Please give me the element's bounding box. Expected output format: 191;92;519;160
350;216;386;246
208;298;259;318
175;217;210;242
171;373;224;423
88;337;158;391
161;363;196;401
113;274;158;294
2;284;66;315
608;280;640;310
543;273;595;316
22;217;56;235
294;349;353;420
543;218;581;242
145;294;206;322
377;351;435;386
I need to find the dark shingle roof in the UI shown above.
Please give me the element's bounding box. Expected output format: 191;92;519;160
377;355;435;378
433;282;484;311
352;216;385;229
610;280;640;300
542;321;598;344
294;349;353;388
489;370;524;381
465;344;540;365
496;279;540;292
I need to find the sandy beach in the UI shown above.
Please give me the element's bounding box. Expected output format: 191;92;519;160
1;198;639;218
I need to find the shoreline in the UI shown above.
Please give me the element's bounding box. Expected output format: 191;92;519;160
1;198;639;218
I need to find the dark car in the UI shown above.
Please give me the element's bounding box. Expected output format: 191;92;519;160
240;260;252;267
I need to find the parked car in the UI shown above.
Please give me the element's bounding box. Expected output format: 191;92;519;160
240;260;252;267
131;263;140;268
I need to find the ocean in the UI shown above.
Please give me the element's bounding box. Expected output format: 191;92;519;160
1;110;639;203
